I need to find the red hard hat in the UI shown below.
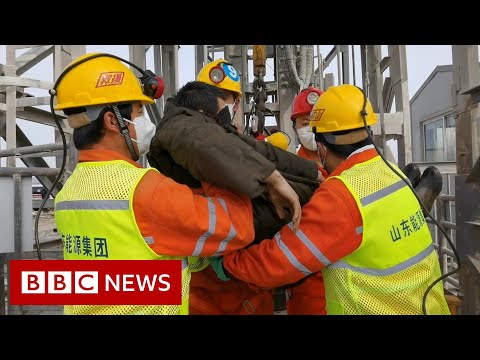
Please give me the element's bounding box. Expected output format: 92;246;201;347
290;86;323;121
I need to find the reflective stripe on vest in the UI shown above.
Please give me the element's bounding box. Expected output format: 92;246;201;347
55;160;190;315
190;197;238;258
322;155;450;315
274;222;334;276
188;198;239;272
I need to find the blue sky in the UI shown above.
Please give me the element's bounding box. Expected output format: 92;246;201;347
0;45;455;167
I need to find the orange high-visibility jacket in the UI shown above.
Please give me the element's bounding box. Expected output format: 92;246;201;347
297;145;321;166
189;265;274;315
188;187;273;315
287;146;328;315
78;150;255;258
222;148;371;290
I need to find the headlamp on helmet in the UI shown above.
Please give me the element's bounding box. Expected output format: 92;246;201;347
209;66;226;84
307;91;319;105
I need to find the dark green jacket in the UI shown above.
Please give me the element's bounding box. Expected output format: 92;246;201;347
148;101;320;243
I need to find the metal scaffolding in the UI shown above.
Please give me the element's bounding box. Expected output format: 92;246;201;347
1;44;478;314
0;44;415;194
451;45;480;315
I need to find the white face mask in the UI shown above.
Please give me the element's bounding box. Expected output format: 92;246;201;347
123;114;156;156
225;103;235;119
296;126;317;151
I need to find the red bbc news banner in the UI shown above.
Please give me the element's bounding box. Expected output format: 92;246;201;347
9;260;183;306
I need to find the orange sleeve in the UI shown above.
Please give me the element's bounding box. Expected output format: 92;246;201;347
133;171;254;257
319;167;329;179
297;146;328;177
222;179;363;289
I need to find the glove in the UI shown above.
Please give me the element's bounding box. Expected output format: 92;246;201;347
208;257;230;282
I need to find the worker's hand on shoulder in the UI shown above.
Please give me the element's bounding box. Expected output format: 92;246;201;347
208;257;230;282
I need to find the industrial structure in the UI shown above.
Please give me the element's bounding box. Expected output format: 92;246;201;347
0;45;478;315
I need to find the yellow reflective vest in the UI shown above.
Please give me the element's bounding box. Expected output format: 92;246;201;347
55;160;190;315
322;155;450;315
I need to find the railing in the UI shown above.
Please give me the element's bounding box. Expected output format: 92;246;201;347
0;167;61;315
427;194;459;293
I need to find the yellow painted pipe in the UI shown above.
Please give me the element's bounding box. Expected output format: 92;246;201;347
253;45;267;77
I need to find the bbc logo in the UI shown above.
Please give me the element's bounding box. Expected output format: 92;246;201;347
22;271;99;294
10;260;182;305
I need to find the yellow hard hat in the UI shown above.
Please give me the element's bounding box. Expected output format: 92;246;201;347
55;52;154;111
265;132;290;151
197;59;242;98
310;84;377;133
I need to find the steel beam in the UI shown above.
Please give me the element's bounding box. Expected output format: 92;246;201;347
195;45;208;77
16;96;50;108
340;45;350;84
365;45;381;112
0;113;62;196
373;46;387;154
382;77;394;112
152;45;164;118
162;45;179;100
380;56;391;74
370;112;404;136
360;45;367;90
0;167;60;176
452;45;480;315
5;46;17;167
453;46;480;174
15;45;54;76
276;46;297;153
0;76;54;90
71;45;86;61
323;46;337;69
17;106;70;132
0;142;66;158
225;45;245;131
388;45;412;168
128;45;146;77
54;46;75;172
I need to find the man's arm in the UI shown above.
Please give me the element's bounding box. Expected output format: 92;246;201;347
134;171;255;257
150;112;302;228
234;130;319;182
221;182;363;288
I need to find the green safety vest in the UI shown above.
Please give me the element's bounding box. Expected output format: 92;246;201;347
54;160;190;315
322;155;450;315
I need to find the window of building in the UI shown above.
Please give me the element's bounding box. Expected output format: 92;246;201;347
423;114;456;162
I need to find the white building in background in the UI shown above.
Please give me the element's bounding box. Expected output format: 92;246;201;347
410;65;456;164
410;64;458;250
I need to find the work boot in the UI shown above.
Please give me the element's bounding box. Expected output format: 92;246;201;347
403;163;421;188
414;166;443;214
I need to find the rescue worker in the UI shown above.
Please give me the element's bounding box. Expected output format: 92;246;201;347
286;86;327;315
147;79;321;315
291;86;325;167
210;84;451;315
53;53;257;315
